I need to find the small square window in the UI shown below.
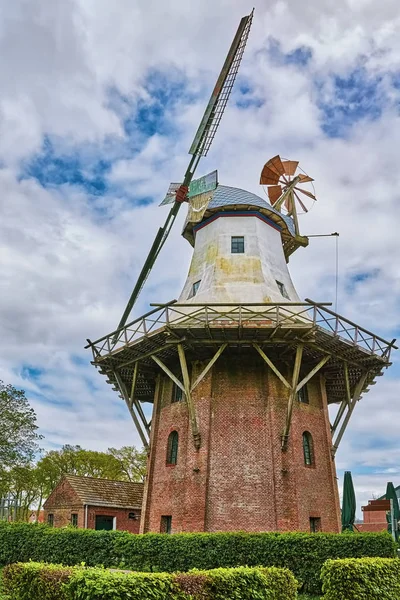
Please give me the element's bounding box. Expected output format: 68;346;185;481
276;280;290;299
47;513;54;526
310;517;321;533
160;515;172;534
231;236;244;253
71;513;78;527
297;386;309;404
188;280;201;299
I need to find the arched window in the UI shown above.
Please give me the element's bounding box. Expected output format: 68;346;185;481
303;431;314;466
166;431;179;465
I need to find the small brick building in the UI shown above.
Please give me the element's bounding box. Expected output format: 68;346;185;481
43;475;143;533
360;485;400;533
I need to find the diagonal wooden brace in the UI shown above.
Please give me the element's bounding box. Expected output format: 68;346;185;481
331;372;369;456
178;344;201;449
114;370;149;450
281;344;303;450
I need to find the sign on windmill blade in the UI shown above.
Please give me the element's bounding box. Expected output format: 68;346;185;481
188;170;218;198
159;170;218;206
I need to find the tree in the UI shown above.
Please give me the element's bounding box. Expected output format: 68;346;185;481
0;381;42;467
108;446;147;482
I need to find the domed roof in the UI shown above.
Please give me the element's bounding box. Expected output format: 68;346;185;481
182;184;306;259
207;185;295;235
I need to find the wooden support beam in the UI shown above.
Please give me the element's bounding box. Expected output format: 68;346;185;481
331;399;347;436
151;355;185;393
281;344;303;450
253;343;291;389
343;361;351;406
178;344;201;449
114;370;149;449
331;372;369;456
296;355;330;392
190;344;227;392
133;398;151;435
129;362;139;408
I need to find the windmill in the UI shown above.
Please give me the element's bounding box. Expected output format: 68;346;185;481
86;8;396;537
115;10;254;333
260;155;316;236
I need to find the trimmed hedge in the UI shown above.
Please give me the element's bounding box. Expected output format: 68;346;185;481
321;557;400;600
2;562;298;600
0;523;396;594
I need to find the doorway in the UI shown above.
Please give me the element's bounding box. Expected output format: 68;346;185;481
95;515;116;531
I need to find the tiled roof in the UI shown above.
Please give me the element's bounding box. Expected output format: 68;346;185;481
64;475;144;509
208;185;296;236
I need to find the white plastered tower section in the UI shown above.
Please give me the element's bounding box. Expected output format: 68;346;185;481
178;185;302;305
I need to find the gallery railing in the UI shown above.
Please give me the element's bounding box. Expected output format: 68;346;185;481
86;300;396;362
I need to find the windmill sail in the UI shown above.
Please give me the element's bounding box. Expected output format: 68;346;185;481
115;11;254;334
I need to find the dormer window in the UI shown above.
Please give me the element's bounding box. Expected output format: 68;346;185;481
231;236;244;253
276;280;290;300
188;280;201;299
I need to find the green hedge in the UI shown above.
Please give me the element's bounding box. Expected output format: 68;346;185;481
2;562;298;600
321;557;400;600
0;523;396;594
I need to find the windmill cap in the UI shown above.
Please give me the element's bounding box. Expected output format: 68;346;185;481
182;184;296;246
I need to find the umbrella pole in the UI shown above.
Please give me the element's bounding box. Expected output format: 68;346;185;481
390;499;397;542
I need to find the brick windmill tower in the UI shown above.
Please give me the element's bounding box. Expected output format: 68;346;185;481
87;12;396;534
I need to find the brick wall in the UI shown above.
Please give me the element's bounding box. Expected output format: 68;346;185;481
43;478;141;533
43;504;141;533
141;351;341;534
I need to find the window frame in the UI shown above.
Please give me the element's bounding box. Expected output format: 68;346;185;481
303;431;314;466
231;236;245;254
47;513;54;526
171;383;184;403
297;385;309;404
188;280;201;299
71;513;78;527
310;516;321;533
166;430;179;465
160;515;172;534
276;280;290;300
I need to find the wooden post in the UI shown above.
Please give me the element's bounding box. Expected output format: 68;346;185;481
281;344;303;450
178;344;201;449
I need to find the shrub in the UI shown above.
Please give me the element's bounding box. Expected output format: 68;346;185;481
321;557;400;600
2;562;72;600
1;562;298;600
0;522;395;594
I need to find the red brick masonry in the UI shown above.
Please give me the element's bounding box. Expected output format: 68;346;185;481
44;475;143;533
141;353;341;534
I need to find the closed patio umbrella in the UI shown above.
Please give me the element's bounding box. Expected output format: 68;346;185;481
341;471;356;532
385;482;399;541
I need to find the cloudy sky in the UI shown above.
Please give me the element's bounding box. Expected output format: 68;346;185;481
1;0;400;512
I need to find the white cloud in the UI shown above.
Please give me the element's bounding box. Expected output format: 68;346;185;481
0;0;399;515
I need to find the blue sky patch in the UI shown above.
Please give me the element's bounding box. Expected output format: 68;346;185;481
318;68;384;138
22;137;111;195
266;38;313;67
346;268;380;292
123;68;197;141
